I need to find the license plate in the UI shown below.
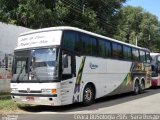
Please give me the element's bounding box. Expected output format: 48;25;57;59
26;96;34;101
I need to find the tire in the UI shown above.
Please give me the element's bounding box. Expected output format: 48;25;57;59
82;84;95;106
139;81;145;94
133;80;139;95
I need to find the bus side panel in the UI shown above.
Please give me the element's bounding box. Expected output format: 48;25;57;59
144;62;151;88
79;57;132;100
108;62;151;95
103;59;133;96
64;56;151;104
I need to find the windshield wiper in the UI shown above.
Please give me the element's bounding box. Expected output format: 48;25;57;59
16;64;25;82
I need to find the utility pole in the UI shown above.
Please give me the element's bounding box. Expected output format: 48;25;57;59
82;0;86;14
149;34;150;41
135;35;138;46
82;4;85;14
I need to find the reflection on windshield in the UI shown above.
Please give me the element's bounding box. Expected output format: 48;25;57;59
151;56;156;64
15;59;28;74
12;50;30;81
31;48;56;68
12;48;58;82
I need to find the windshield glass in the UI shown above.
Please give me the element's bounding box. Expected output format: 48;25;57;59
151;55;159;77
12;48;59;82
151;55;156;64
31;48;56;68
12;50;30;81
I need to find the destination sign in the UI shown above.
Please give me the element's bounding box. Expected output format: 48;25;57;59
16;30;62;50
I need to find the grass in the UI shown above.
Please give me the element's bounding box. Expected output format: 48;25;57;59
0;99;17;110
0;98;30;114
0;92;10;96
0;92;32;114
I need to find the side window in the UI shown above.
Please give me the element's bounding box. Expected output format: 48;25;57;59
157;56;160;73
81;34;91;55
140;50;146;62
112;42;123;59
62;53;71;75
74;33;81;52
132;48;139;61
146;52;151;63
61;52;72;80
61;51;76;80
123;46;132;60
62;31;80;52
81;34;97;56
15;60;27;74
99;39;111;57
90;37;97;56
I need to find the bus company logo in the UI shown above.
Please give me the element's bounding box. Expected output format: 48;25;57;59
27;88;31;93
90;62;98;69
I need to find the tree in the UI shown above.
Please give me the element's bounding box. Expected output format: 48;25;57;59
114;6;160;51
0;0;56;28
83;0;127;37
0;0;126;37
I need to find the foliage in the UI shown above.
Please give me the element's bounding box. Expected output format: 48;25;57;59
0;0;126;37
114;6;160;52
0;0;160;51
0;99;30;114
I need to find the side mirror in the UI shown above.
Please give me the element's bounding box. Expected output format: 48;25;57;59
62;55;68;68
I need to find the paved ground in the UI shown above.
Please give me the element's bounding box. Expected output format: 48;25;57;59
1;87;160;120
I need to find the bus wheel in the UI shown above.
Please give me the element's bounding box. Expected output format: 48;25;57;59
133;80;139;95
139;81;145;94
82;84;95;106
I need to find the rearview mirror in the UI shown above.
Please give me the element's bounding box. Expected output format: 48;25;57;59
62;55;68;68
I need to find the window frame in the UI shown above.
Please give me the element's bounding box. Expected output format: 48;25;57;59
62;30;80;54
132;48;140;62
112;42;123;59
98;39;111;58
123;45;132;61
146;51;151;63
61;30;151;63
139;50;146;62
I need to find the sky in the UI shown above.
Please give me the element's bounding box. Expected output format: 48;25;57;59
124;0;160;20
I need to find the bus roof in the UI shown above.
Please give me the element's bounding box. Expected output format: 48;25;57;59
19;26;149;51
150;53;160;56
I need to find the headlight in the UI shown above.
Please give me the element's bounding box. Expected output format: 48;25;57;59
11;88;18;93
41;89;57;94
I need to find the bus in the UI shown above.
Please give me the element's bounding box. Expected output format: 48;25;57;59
11;26;151;106
150;53;160;87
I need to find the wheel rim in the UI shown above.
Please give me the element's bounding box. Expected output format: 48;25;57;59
135;82;139;93
84;88;92;102
140;82;144;90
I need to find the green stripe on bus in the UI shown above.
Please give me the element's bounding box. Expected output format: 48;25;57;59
75;57;86;85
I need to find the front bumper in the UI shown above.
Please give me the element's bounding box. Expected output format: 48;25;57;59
11;93;61;106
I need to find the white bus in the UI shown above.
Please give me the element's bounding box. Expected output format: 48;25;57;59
11;26;151;106
150;53;160;87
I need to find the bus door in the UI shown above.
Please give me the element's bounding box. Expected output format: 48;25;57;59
60;51;76;104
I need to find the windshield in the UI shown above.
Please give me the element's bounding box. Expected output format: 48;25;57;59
31;48;56;68
12;48;59;82
151;55;159;77
151;55;156;64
